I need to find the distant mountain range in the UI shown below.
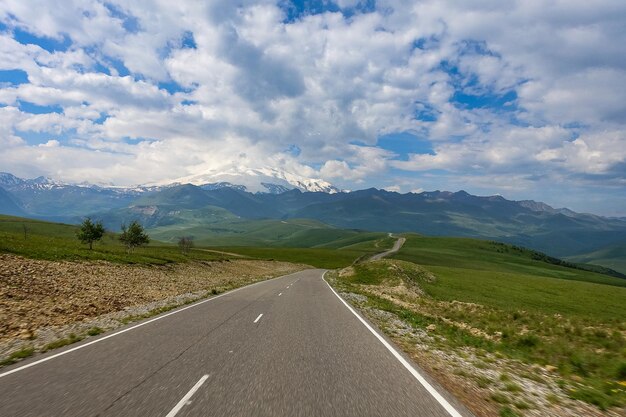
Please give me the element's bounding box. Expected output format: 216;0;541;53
162;166;340;194
1;172;626;269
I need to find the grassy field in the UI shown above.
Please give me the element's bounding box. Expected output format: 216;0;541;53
211;234;395;269
148;216;390;249
393;234;626;287
0;214;392;268
0;215;227;264
567;242;626;275
333;235;626;413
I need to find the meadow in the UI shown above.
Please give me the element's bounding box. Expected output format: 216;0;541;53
0;215;226;264
333;235;626;413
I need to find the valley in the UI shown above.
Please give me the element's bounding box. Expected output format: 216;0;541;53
1;174;625;417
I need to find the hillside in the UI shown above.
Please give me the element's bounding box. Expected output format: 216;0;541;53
567;242;626;275
330;235;626;415
0;187;25;217
0;214;226;264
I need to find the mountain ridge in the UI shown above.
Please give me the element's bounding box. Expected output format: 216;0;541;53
1;172;625;262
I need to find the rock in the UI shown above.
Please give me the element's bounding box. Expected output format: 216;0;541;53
426;324;437;331
19;329;34;340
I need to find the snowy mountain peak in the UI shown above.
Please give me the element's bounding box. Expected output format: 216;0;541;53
0;172;24;188
169;167;340;194
0;168;341;196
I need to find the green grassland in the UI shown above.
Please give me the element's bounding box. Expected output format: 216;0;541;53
148;215;388;249
0;215;226;264
202;229;395;269
393;235;626;287
567;242;626;275
334;235;626;410
0;214;392;268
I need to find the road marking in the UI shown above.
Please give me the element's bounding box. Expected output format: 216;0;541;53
322;272;464;417
278;292;283;296
165;374;209;417
253;313;263;323
0;271;303;379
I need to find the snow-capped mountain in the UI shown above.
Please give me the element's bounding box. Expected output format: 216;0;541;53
166;167;340;194
0;172;161;195
0;173;70;191
0;167;340;195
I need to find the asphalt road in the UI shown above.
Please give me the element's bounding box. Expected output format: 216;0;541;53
0;269;472;417
369;236;406;261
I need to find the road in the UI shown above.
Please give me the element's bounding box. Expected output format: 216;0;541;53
369;235;406;261
0;269;472;417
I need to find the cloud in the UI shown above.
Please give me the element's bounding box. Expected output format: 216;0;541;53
0;0;624;214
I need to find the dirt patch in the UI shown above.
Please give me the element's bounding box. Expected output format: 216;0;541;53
0;254;308;361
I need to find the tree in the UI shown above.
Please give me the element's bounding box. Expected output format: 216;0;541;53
178;236;194;255
77;218;105;250
119;221;150;253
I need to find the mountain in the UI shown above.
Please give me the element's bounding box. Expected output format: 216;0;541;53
82;184;626;259
165;166;340;194
260;188;626;257
2;172;625;262
0;187;25;216
0;169;339;220
0;173;151;219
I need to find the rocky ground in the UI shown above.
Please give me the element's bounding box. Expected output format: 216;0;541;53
0;254;308;363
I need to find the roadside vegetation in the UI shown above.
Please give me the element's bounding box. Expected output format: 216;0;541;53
329;235;626;416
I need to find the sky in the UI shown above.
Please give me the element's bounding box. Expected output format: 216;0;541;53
0;0;625;216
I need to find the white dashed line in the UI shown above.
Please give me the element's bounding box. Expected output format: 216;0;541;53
278;292;283;296
165;374;209;417
253;313;263;323
0;272;297;379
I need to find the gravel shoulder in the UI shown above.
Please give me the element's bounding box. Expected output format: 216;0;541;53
0;254;309;363
327;263;625;417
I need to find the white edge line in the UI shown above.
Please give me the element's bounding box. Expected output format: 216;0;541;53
165;374;209;417
322;271;464;417
0;271;300;379
253;313;263;323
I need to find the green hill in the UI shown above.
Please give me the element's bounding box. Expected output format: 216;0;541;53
0;214;225;264
566;242;626;275
333;235;626;411
392;234;626;287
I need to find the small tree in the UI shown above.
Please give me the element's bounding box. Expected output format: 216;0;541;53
178;236;194;255
77;218;105;250
119;221;150;253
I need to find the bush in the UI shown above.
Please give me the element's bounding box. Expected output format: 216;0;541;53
516;334;540;348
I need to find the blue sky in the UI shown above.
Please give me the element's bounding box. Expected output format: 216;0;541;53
0;0;625;215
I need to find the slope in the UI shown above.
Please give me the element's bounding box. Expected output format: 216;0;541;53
0;187;25;217
566;241;626;275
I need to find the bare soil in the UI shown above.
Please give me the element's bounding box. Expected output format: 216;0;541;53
0;254;308;361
